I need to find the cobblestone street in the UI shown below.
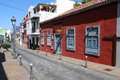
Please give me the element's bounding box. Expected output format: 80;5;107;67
14;44;120;80
0;0;120;80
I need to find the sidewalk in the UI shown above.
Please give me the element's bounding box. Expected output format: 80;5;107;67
0;48;30;80
40;52;120;77
18;43;120;77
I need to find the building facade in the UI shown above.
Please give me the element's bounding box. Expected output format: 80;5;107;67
0;28;7;38
0;28;11;42
22;14;29;47
40;0;120;67
25;0;75;50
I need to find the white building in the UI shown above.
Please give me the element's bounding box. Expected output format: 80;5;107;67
25;0;75;49
56;0;75;15
7;30;11;41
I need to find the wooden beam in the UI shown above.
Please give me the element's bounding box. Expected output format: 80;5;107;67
103;37;114;40
116;37;120;39
103;36;120;66
113;39;117;66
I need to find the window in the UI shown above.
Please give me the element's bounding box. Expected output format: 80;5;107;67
37;37;39;46
37;7;40;12
37;21;39;29
29;12;31;18
32;22;35;33
85;25;100;56
41;32;44;45
28;22;29;33
66;28;75;51
34;9;36;14
47;30;51;46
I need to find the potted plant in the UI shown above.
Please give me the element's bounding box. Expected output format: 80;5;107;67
2;42;11;51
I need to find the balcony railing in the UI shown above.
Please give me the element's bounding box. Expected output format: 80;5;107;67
31;28;40;34
32;28;36;33
36;29;40;33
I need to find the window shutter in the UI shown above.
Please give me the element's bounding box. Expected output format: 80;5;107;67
41;32;44;45
85;25;100;56
47;31;51;46
66;28;75;51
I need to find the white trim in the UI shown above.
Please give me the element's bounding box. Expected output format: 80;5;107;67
116;2;120;67
117;1;120;37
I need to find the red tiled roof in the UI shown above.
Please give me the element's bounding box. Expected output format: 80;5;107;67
58;0;105;16
41;0;118;24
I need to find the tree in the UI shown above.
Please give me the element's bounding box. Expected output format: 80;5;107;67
15;26;22;34
73;1;81;8
82;0;86;4
86;0;92;3
2;42;11;51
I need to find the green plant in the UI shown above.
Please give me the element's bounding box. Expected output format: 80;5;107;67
73;1;81;8
2;42;11;51
86;0;92;3
82;0;86;4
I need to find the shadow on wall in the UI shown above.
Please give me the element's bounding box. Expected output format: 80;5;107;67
0;52;8;80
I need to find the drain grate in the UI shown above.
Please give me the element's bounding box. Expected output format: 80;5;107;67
104;68;112;71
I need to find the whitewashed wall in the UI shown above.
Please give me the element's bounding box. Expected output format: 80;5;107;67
56;0;74;15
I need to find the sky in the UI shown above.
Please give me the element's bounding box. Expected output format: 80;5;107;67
0;0;82;32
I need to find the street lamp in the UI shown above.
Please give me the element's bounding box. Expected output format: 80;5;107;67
11;16;16;59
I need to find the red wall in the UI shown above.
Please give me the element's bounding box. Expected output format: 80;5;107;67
40;2;117;66
23;29;29;46
23;35;29;46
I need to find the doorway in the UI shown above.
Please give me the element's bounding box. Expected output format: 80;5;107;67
54;34;61;54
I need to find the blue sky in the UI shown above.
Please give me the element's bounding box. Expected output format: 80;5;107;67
0;0;82;32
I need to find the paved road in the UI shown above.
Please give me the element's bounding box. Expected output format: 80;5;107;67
11;44;120;80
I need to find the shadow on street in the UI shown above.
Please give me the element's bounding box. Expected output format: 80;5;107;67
0;51;8;80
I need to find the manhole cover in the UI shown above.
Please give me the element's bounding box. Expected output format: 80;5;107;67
104;68;112;71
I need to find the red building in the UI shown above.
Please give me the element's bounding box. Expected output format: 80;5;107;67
40;0;120;67
22;14;29;47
